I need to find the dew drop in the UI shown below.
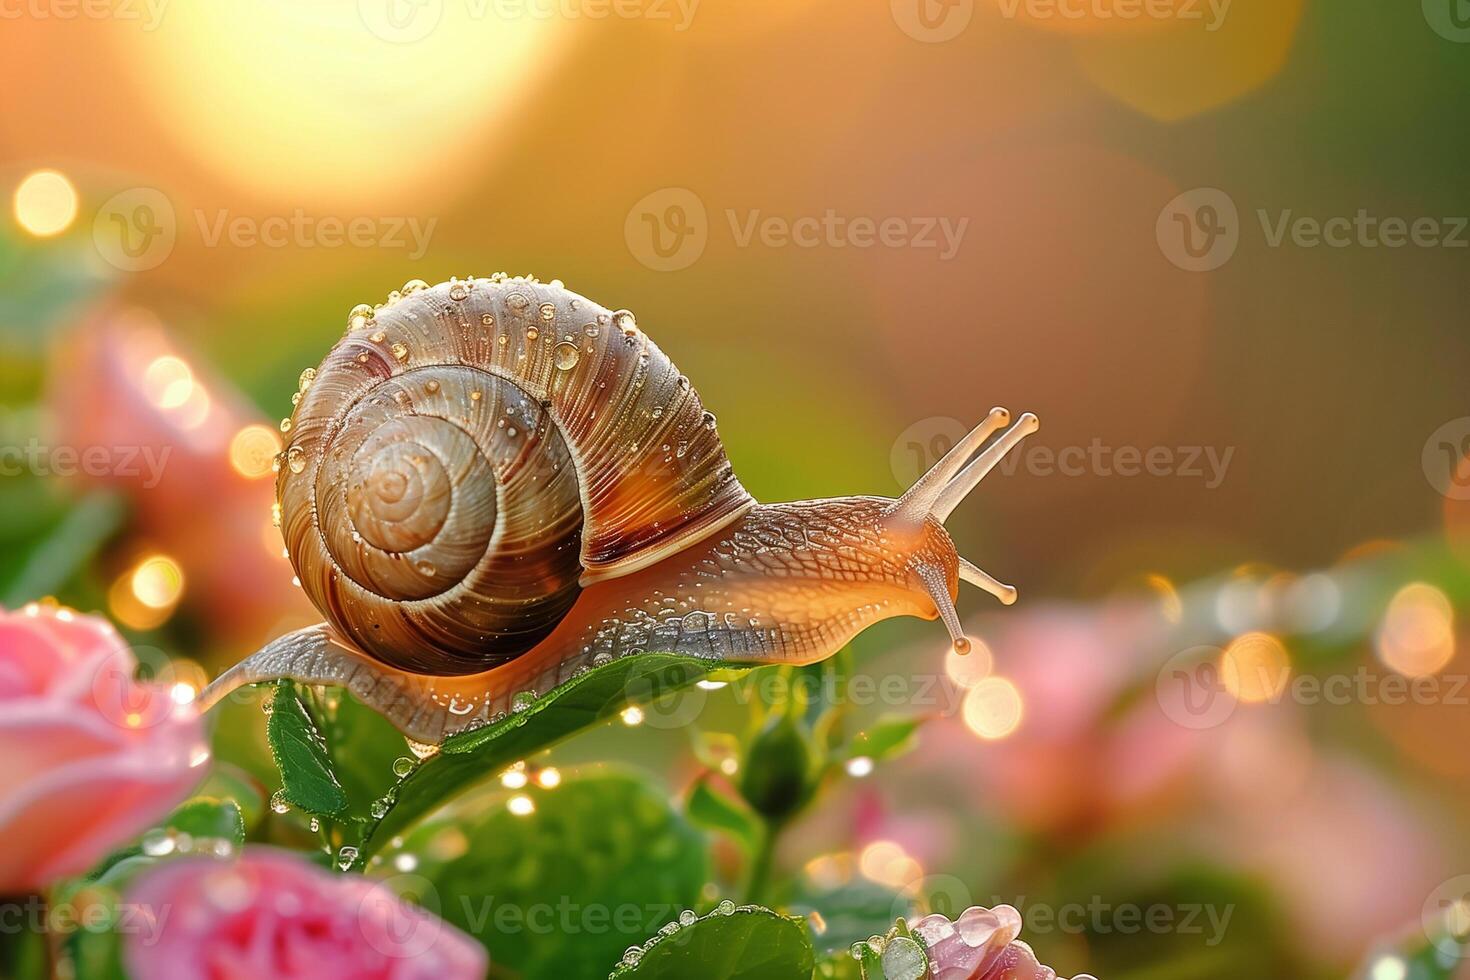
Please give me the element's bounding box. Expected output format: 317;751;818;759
392;757;416;779
539;302;556;321
424;379;440;394
553;342;580;371
952;637;972;656
271;502;283;528
526;326;540;341
402;279;429;294
270;790;291;814
415;559;436;577
348;303;374;331
390;342;409;361
279;418;292;434
337;846;359;870
287;447;307;474
141;830;175;857
612;310;638;335
621;948;643;967
716;900;735;915
449;283;469;301
406;738;439;760
308;817;321;833
370;799;390;819
511;690;537;713
371;330;387;343
583;323;600;338
679;909;698;926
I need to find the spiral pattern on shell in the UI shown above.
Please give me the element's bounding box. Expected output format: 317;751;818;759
276;276;754;675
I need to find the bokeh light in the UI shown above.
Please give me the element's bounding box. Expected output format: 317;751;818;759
230;424;283;480
1376;583;1455;678
1220;632;1291;703
12;169;78;237
962;676;1024;740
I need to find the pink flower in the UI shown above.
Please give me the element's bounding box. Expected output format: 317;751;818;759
913;905;1096;980
124;848;488;980
0;604;208;892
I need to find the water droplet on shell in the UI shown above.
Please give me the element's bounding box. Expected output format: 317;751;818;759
553;342;580;370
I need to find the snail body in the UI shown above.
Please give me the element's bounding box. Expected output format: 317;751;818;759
208;276;1037;743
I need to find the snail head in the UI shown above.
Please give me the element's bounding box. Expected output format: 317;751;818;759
883;408;1039;654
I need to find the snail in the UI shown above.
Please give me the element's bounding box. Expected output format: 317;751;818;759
203;275;1038;743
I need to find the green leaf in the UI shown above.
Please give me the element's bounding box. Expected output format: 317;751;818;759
608;904;815;980
847;715;924;764
167;798;246;844
86;797;247;883
318;687;414;824
267;680;347;816
194;765;267;834
784;876;913;956
366;654;747;852
687;776;761;851
402;771;709;979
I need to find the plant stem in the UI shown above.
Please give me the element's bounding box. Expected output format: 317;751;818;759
745;819;782;906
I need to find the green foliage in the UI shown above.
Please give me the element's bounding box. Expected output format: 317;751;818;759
687;776;762;852
845;715;922;765
401;771;709;979
740;705;820;822
266;680;347;816
607;904;815;980
367;654;745;852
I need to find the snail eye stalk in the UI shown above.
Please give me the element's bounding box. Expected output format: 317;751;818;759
891;407;1010;523
958;557;1017;606
930;412;1039;522
915;562;973;656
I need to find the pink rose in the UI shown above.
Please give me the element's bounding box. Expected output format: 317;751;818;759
0;604;209;892
913;905;1097;980
124;848;488;979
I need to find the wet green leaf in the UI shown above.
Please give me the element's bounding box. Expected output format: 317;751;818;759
607;904;815;980
366;654;748;851
403;771;709;980
267;680;346;816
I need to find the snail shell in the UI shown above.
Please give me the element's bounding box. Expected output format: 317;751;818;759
278;276;753;675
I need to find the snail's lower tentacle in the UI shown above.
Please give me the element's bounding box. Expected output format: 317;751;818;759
200;624;500;744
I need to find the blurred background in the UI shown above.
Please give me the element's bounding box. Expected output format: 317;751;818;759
2;1;1469;976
